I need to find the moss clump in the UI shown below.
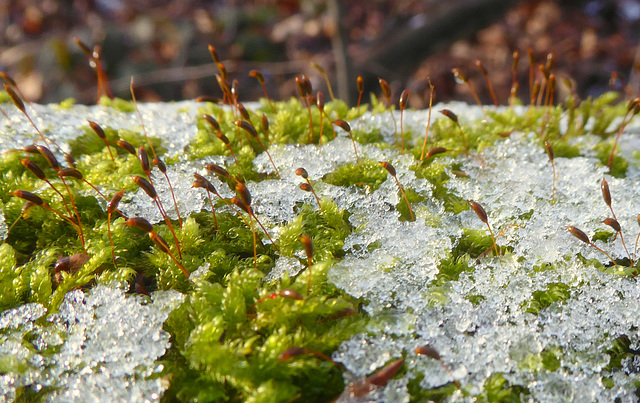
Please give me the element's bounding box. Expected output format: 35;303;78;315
323;159;387;191
522;282;571;315
2;68;640;402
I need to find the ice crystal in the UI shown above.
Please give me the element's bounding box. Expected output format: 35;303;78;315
0;284;183;403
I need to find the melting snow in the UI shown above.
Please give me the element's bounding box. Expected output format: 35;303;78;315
4;101;640;401
0;283;183;403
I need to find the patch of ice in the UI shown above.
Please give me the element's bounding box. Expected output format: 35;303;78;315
0;283;183;403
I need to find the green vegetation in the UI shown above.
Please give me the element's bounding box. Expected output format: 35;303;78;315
1;73;639;402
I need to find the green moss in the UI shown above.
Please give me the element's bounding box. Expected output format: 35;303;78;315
323;159;387;191
478;373;529;403
522;282;571;315
98;96;135;112
1;85;639;401
278;199;352;263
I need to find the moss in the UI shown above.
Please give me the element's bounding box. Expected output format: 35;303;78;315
322;159;388;191
98;95;135;112
478;373;529;403
522;282;571;315
1;80;640;401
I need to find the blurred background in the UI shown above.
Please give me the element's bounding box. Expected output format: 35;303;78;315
1;0;639;107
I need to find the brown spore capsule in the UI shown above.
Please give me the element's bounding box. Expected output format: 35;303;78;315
316;91;325;110
54;253;90;274
278;347;307;361
567;226;590;244
300;234;313;260
214;131;230;145
399;89;410;110
5;84;25;113
425;147;448;158
468;200;488;224
237;103;251;122
357;75;364;94
231;197;250;214
149;231;170;253
299;183;312;192
203;114;221;132
133;176;157;199
279;288;303;300
261;114;269;133
138;146;150;174
208;44;219;63
125;217;153;233
378;78;391;100
57;167;83;179
295;168;308;179
195;95;221;104
235;120;258;138
333;119;351;133
205;163;230;178
415;344;441;360
439;109;459;124
20;159;46;180
295;74;312;97
601;178;612;207
603;218;621;233
379;161;396;177
88;121;106;139
108;189;125;214
11;190;44;206
116;140;136;156
0;71;17;87
544;141;554;161
451;68;467;83
235;182;252;207
152;158;166;174
367;359;405;387
36;146;60;171
249;69;264;84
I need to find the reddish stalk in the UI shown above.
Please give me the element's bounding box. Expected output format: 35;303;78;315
439;109;469;156
87;121;116;163
203;114;239;164
510;51;520;107
296;75;315;143
133;176;182;259
544;141;557;202
380;162;414;221
378;78;399;148
107;189;126;267
192;173;219;231
234;120;281;179
476;60;498;107
333;119;360;163
295;168;321;208
420;79;436;160
312;62;335;101
36;145;86;250
469;200;499;256
608;98;640;169
300;234;314;295
131;78;183;228
125;217;189;278
399;89;410;154
249;69;275;112
451;69;483;109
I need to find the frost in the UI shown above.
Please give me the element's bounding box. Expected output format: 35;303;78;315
0;284;183;403
264;256;304;282
6;100;640;401
0;101;202;158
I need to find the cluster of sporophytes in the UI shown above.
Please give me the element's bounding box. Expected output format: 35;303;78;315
1;42;640;402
